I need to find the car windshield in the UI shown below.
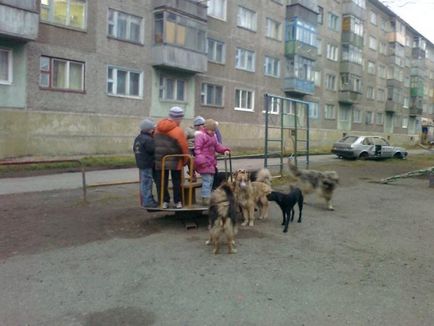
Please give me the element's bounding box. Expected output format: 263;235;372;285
339;136;358;144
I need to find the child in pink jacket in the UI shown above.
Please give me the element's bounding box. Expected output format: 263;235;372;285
194;119;230;205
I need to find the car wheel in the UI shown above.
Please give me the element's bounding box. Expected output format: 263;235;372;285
393;152;403;159
359;152;369;160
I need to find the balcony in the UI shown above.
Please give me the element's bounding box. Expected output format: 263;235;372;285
342;1;366;20
341;32;364;48
283;77;315;95
340;61;363;76
0;0;39;41
385;100;401;113
387;32;405;46
386;79;402;88
410;87;424;97
339;90;362;104
285;40;317;60
153;0;207;21
287;0;319;13
409;106;423;116
152;10;207;73
286;2;318;26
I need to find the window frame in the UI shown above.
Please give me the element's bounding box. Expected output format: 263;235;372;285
159;75;187;102
265;17;282;41
207;0;227;21
264;56;280;78
0;48;13;85
107;8;144;44
39;55;85;92
106;65;143;99
235;47;256;72
207;38;225;64
234;88;255;112
40;0;88;30
324;104;336;120
201;82;224;107
237;6;257;31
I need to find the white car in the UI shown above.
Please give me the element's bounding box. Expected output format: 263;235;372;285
331;135;408;160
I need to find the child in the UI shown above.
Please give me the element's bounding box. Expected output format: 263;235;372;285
133;118;158;208
194;119;230;206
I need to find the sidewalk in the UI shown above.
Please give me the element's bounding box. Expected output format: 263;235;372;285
0;149;430;195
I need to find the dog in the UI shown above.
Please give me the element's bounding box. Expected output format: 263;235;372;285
233;169;272;226
208;182;238;254
287;157;339;210
249;167;272;185
267;187;303;233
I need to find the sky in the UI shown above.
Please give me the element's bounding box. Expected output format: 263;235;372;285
379;0;434;44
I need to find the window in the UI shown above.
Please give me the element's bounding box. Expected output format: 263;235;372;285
235;88;254;111
342;15;363;37
291;56;314;81
325;73;336;90
379;42;387;55
154;12;206;53
159;76;186;101
326;44;338;61
339;108;350;121
265;18;281;40
39;56;84;91
367;86;375;99
340;73;362;92
265;97;280;114
108;9;143;44
317;39;322;55
341;44;362;64
376;112;384;125
377;88;385;101
287;18;317;47
0;48;12;84
365;111;373;124
403;96;409;108
402;117;408;128
369;36;377;50
328;13;339;31
378;65;386;78
317;6;323;25
324;104;336;119
367;61;376;74
201;83;223;107
237;6;257;31
40;0;87;29
235;48;255;72
353;108;362;123
207;38;225;63
314;71;321;86
352;0;366;8
309;102;319;119
370;11;377;25
207;0;227;21
264;56;280;77
107;66;142;98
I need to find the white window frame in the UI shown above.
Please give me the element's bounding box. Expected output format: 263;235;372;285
367;61;376;74
107;66;143;99
325;73;336;91
309;102;319;119
339;108;350;121
0;48;12;85
207;0;227;21
237;6;257;31
40;0;88;30
235;48;256;72
201;83;224;107
353;108;362;123
264;56;280;77
402;117;408;129
326;44;338;61
207;38;225;64
265;18;282;41
235;88;254;112
39;56;85;91
376;112;384;125
324;104;336;120
370;11;377;25
159;75;186;102
328;12;339;32
107;9;144;44
369;36;377;51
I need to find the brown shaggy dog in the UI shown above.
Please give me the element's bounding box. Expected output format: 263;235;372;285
208;182;238;254
233;169;272;226
287;158;339;210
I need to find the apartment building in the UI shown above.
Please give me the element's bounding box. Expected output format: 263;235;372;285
0;0;433;159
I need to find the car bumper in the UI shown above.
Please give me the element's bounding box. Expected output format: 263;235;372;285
331;149;357;158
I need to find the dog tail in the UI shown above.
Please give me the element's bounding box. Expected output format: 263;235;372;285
255;168;272;185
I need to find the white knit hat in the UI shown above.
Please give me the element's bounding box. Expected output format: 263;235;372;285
169;106;184;120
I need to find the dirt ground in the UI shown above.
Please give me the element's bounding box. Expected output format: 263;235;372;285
1;158;433;326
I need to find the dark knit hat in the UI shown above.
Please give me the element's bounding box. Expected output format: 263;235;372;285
169;106;184;120
139;118;155;132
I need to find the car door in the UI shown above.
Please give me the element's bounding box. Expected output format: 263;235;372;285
376;137;393;158
361;137;375;157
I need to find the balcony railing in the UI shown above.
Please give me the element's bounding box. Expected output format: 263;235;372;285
285;40;317;60
385;100;401;113
0;0;39;40
151;44;207;73
283;77;315;95
338;90;362;104
342;1;366;20
153;0;207;21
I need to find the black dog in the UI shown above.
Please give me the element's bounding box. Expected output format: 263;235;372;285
267;188;303;233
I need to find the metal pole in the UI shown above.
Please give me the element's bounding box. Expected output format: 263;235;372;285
264;93;270;168
80;162;87;202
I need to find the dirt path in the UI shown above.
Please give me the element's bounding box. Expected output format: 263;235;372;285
1;158;433;325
